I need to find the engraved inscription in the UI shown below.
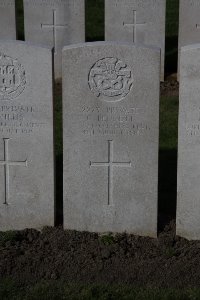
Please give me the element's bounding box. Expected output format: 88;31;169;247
0;53;26;100
0;0;14;6
188;0;200;6
81;105;151;136
0;105;46;135
185;107;200;136
115;0;162;9
41;9;68;54
90;140;131;206
123;10;146;43
24;0;72;5
88;57;133;102
0;138;27;205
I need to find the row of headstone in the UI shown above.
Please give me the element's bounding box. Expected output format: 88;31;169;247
1;37;200;241
0;39;160;237
1;1;200;241
0;0;85;79
0;0;166;80
4;0;200;81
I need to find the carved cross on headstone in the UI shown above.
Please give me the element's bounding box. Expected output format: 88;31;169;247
90;140;131;206
41;9;68;54
123;10;146;43
0;138;27;205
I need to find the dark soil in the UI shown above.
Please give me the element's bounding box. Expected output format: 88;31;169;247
1;221;200;288
160;74;179;97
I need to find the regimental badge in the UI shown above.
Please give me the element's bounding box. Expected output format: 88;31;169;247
0;52;26;100
88;57;133;102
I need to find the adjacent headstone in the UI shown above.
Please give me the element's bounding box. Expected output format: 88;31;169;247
177;44;200;240
0;0;16;39
178;1;200;78
0;41;54;230
63;42;160;237
23;0;85;79
105;0;166;81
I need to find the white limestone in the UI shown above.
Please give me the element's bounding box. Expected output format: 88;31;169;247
177;44;200;240
23;0;85;79
0;0;16;39
178;0;200;76
105;0;166;81
0;41;54;230
63;42;160;237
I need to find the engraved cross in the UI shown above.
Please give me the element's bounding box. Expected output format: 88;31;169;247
41;9;68;54
90;140;131;206
0;138;27;205
123;10;146;43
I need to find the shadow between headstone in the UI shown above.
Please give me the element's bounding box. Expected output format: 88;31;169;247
165;35;178;75
158;149;177;232
15;0;25;41
85;0;104;42
55;154;63;226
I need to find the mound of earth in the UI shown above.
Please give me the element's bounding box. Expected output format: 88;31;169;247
160;74;179;97
0;221;200;288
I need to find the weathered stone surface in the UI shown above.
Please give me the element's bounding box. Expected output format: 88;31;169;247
105;0;166;81
0;41;54;231
0;0;16;39
177;44;200;240
178;1;200;74
23;0;85;79
63;42;160;237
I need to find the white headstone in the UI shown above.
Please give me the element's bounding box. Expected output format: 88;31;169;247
178;0;200;77
63;42;160;237
177;44;200;240
0;0;16;39
23;0;85;79
0;41;54;231
105;0;166;81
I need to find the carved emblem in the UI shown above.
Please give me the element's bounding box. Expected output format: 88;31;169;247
0;53;26;100
88;57;133;102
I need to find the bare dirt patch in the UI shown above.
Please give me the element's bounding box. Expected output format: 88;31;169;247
0;221;200;288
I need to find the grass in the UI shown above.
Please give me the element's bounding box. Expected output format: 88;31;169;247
100;233;116;245
165;0;179;73
86;0;104;41
158;96;178;222
2;279;200;300
166;0;179;37
0;231;18;247
160;96;178;150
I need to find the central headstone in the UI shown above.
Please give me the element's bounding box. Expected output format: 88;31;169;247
23;0;85;79
105;0;166;81
63;42;160;237
0;41;54;231
0;0;16;39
